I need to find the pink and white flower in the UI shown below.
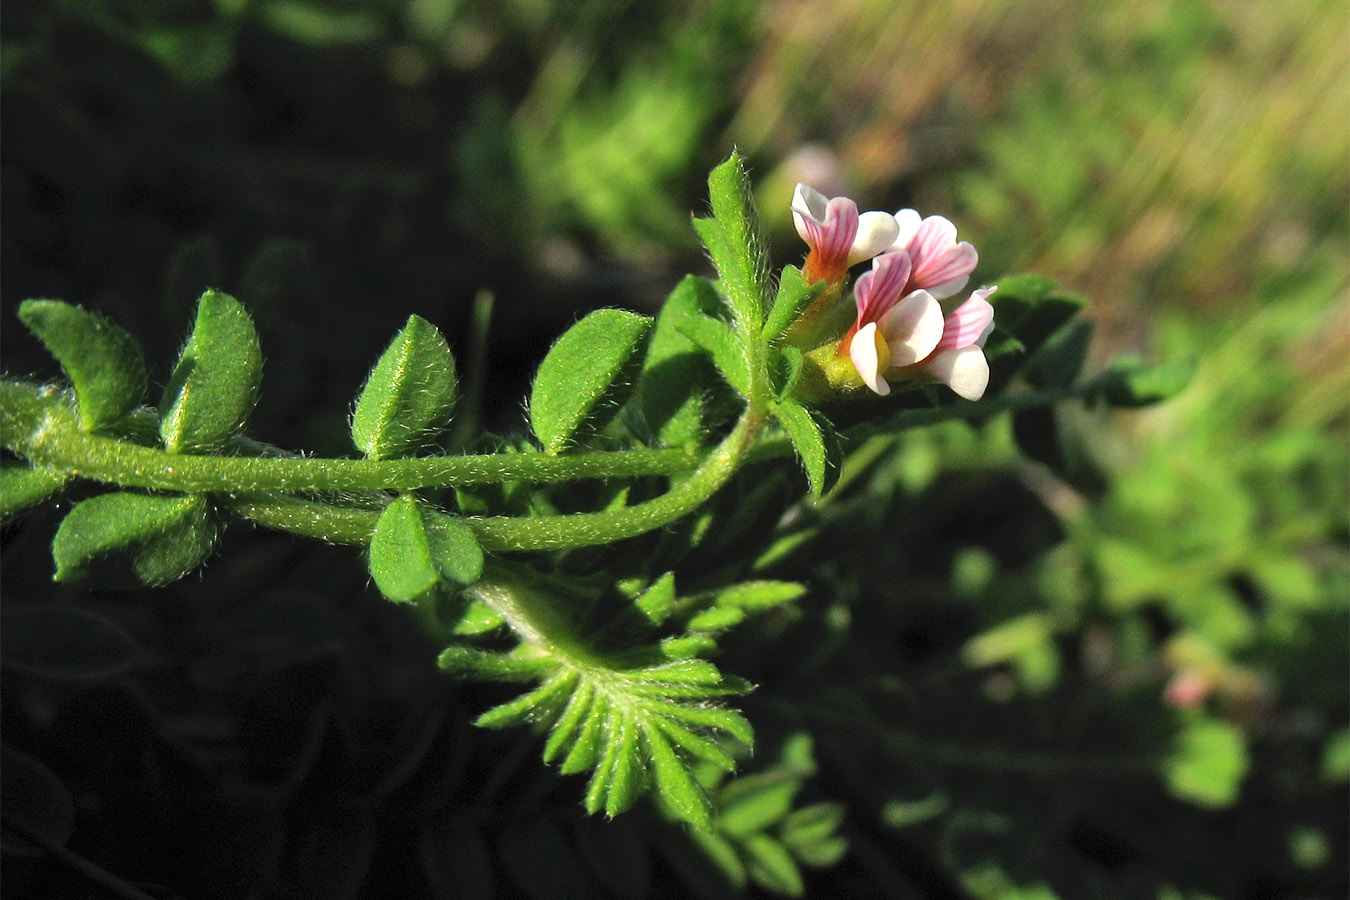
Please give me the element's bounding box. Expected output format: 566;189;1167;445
845;252;945;396
889;209;978;299
918;288;997;400
844;251;997;399
793;184;899;285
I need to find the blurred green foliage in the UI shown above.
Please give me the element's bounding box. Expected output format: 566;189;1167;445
2;0;1345;898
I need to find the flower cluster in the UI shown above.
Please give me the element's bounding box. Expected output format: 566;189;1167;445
792;184;995;400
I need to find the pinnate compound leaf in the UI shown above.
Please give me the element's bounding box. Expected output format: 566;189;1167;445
763;266;823;341
352;315;458;459
52;491;215;586
474;655;752;829
369;496;483;604
530;309;652;453
18;299;147;431
1093;355;1196;407
0;460;70;522
160;289;262;453
771;399;833;498
694;152;770;330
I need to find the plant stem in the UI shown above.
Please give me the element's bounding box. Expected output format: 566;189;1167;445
0;380;700;492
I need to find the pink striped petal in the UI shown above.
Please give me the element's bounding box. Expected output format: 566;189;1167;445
934;289;996;353
877;290;944;366
915;241;977;299
853;251;912;324
849;322;892;395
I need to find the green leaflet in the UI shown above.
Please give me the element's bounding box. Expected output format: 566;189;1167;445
160;289;262;454
18;299;147;432
716;772;801;838
51;491;215;586
675;310;751;398
630;276;725;447
0;460;70;523
742;834;804;897
763;266;823;342
694;153;770;331
646;727;714;831
771;398;834;498
351;315;459;460
368;496;483;603
530;309;652;454
1093;355;1197;407
1021;319;1093;390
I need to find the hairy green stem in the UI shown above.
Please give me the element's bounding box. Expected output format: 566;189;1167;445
0;380;699;491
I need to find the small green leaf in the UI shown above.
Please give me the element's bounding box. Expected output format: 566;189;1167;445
52;492;215;586
18;299;147;431
0;460;70;522
603;715;644;817
437;646;550;681
635;572;677;623
530;309;652;453
743;834;804;896
779;803;846;848
764;267;823;341
630;276;725;447
771;398;833;498
647;727;714;831
1021;320;1093;389
687;830;746;888
351;315;459;460
543;680;597;764
714;581;808;611
675;312;751;398
475;670;578;729
1164;718;1250;808
1093;355;1196;407
160;289;262;453
695;153;770;330
689;606;747;632
369;496;483;603
716;774;801;838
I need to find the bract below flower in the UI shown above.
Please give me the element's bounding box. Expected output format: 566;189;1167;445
845;252;944;396
793;184;899;285
890;209;978;300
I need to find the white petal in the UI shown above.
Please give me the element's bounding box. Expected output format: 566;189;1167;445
891;208;921;251
792;183;828;243
847;211;901;266
849;323;891;396
926;347;990;400
877;290;944;366
923;273;971;301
